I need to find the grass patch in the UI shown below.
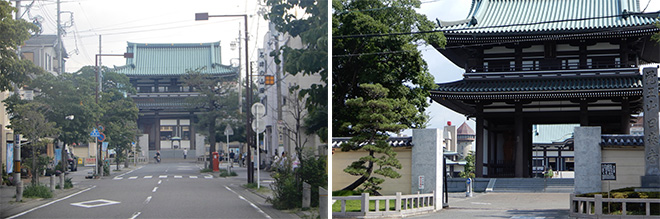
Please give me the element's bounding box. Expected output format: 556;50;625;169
244;183;271;194
332;199;397;212
218;169;237;177
200;168;212;173
23;184;53;199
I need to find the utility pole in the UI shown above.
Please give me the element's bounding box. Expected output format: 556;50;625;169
57;0;62;75
96;35;102;177
237;25;243;114
13;0;23;202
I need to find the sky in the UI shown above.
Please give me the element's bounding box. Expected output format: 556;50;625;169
15;0;270;76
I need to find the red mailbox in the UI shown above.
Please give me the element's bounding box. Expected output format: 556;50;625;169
212;152;220;172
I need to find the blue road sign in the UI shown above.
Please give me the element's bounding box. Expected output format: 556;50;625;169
90;128;100;138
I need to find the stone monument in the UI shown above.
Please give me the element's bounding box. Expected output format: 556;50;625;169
641;67;660;190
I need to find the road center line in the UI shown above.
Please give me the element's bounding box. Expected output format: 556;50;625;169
129;212;141;219
152;187;158;192
224;186;271;219
144;196;152;204
6;186;96;219
158;180;162;185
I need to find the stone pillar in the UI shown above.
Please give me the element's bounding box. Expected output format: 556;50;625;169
642;67;660;188
411;129;443;210
574;126;601;194
319;187;328;218
302;182;310;209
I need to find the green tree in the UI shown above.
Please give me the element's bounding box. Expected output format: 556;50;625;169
460;151;475;179
264;0;328;142
332;0;445;136
5;100;60;185
93;69;139;170
340;84;416;194
0;1;45;91
182;69;240;168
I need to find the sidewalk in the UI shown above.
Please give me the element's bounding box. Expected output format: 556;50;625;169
1;163;143;218
216;161;320;218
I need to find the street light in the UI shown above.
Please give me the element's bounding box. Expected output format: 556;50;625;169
195;12;254;184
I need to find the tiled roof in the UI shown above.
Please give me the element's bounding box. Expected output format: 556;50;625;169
115;42;237;76
434;75;642;94
600;135;644;147
438;0;659;35
133;96;194;110
331;137;413;148
457;122;475;135
24;35;58;45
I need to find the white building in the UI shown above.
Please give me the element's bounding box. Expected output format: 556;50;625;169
256;23;325;166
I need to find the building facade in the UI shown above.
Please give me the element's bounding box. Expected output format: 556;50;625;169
431;0;659;178
257;23;325;166
115;42;237;158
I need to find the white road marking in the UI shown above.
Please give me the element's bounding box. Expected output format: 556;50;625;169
159;175;167;179
116;166;144;178
174;175;182;179
6;186;96;219
144;175;152;179
129;212;141;219
129;176;138;180
70;199;120;208
152;187;158;192
511;217;545;219
113;177;123;180
158;180;162;185
204;175;213;179
224;186;271;219
190;176;198;179
471;202;492;205
144;196;152;204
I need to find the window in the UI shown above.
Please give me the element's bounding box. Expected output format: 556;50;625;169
181;126;190;140
160;126;175;140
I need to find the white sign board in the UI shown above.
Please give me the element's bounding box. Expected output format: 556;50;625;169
418;175;424;190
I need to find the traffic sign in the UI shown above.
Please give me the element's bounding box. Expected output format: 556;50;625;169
98;133;106;142
90;128;100;138
601;163;616;180
251;103;265;117
252;117;266;133
224;124;234;136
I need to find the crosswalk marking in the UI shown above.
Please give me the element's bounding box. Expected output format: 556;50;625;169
110;175;214;180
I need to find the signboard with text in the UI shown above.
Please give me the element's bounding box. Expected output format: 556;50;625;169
601;163;616;180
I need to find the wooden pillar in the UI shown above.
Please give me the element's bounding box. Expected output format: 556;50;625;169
579;43;587;69
155;112;161;151
621;97;630;134
558;146;563;171
189;112;195;150
524;121;533;177
515;102;524;177
580;99;589;126
475;102;484;178
489;132;497;176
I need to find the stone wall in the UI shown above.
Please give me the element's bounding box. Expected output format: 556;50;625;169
574;127;602;194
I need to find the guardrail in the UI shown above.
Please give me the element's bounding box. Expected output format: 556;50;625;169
333;191;437;218
570;194;660;217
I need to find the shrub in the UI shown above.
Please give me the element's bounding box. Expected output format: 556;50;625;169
23;184;53;198
218;169;237;177
332;190;361;196
269;168;300;209
200;168;212;173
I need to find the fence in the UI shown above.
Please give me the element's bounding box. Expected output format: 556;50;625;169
570;194;660;218
333;191;437;218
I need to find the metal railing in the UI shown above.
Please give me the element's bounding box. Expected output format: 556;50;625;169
332;191;437;218
570;194;660;217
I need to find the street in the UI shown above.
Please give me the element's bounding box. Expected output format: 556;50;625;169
3;160;294;219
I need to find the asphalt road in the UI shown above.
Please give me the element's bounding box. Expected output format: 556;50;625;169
5;161;291;219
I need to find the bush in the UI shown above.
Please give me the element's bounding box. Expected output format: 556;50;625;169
218;169;237;177
332;190;361;196
23;184;53;199
269;168;300;209
200;168;212;173
269;148;328;210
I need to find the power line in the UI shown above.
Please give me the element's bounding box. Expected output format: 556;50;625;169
333;12;657;39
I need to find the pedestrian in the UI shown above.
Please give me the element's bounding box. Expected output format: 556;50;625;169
183;148;188;159
229;150;235;164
